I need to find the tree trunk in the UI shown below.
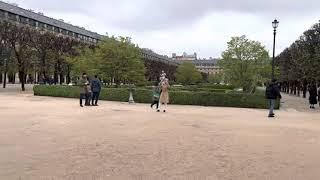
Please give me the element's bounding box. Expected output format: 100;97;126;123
59;73;63;85
3;72;7;88
12;73;15;84
19;71;26;91
303;80;307;98
67;65;71;84
297;82;301;97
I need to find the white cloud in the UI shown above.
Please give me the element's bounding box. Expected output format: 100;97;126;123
4;0;320;58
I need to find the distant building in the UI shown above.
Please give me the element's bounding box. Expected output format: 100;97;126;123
172;52;197;61
0;1;103;43
172;58;222;75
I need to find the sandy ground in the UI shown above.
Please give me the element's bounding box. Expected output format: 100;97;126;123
0;89;320;180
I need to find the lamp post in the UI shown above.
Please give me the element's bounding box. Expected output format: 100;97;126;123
272;19;279;80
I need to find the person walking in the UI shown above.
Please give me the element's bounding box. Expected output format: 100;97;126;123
79;73;88;107
308;82;318;109
151;81;160;109
91;75;102;106
265;79;282;118
158;78;170;113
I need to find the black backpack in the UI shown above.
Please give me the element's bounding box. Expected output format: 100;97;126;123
265;85;274;99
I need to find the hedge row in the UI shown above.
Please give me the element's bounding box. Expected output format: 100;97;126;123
33;85;279;109
170;87;228;93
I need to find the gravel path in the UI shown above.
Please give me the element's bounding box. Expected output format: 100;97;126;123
0;91;319;180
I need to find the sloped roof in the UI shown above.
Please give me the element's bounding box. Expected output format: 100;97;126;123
0;1;103;40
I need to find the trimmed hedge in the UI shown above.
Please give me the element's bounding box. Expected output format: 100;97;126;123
170;87;228;93
197;83;235;90
33;85;279;109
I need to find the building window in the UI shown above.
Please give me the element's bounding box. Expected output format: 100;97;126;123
61;29;67;35
8;12;16;21
38;22;45;30
20;16;28;24
46;24;53;31
53;26;59;33
28;19;36;27
0;10;5;18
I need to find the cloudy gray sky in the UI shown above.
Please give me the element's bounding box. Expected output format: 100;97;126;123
5;0;320;58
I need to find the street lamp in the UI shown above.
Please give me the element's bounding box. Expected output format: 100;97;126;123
272;19;279;80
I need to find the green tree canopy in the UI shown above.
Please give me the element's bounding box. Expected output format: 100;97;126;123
68;36;146;85
176;62;202;85
96;36;145;84
219;35;270;93
208;73;224;84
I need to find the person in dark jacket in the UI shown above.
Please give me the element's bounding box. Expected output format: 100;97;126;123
265;79;282;118
308;82;318;109
90;75;102;106
150;81;160;109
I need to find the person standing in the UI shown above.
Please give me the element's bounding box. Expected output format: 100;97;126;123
79;73;88;107
151;81;160;109
91;75;102;106
265;79;282;118
308;82;318;109
85;77;92;106
158;78;170;113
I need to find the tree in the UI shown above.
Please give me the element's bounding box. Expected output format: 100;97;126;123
277;21;320;96
31;32;56;82
175;62;202;85
6;23;35;91
219;35;270;93
0;20;90;89
95;36;145;85
208;73;224;84
67;46;99;78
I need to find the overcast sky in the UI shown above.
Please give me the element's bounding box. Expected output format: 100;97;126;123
5;0;320;58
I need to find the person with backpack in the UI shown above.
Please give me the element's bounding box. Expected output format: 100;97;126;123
151;81;160;110
265;79;282;118
90;75;102;106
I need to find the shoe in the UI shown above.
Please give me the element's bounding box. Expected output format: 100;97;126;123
163;110;166;113
157;110;160;112
268;114;275;118
95;104;99;106
80;104;83;107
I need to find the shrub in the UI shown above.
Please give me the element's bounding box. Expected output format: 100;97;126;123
197;83;235;90
33;85;279;109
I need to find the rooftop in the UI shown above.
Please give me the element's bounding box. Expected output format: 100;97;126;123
0;1;103;40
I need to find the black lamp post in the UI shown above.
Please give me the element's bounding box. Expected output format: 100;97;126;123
272;19;279;80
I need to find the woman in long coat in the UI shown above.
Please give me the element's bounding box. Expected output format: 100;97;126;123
308;82;318;109
158;78;170;112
